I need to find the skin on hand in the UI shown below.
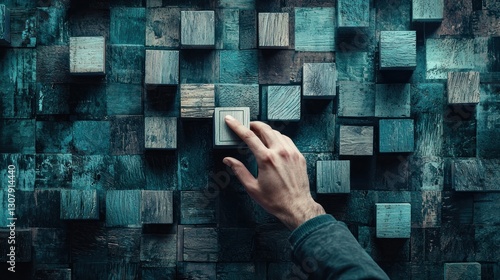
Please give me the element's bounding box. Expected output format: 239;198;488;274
223;115;326;230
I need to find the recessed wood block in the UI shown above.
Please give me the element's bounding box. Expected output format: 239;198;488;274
444;263;481;280
412;0;444;22
216;84;260;120
339;125;374;156
267;85;301;121
145;50;179;85
0;5;10;45
141;190;173;224
295;7;335;51
303;63;337;99
379;119;415;153
183;227;219;262
69;36;106;75
375;84;411;117
379;31;416;70
106;190;141;227
447;71;480;104
214;107;250;148
337;0;369;27
258;13;289;48
144;117;177;149
376;203;411;238
60;190;99;220
338;81;375;117
181;11;215;48
180;84;215;118
180;191;216;224
316;160;350;194
452;158;485;192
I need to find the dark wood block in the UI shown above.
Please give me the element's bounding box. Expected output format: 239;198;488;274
33;189;63;227
69;84;107;120
217;0;255;9
379;31;416;70
295;7;335;51
105;190;141;227
141;267;176;280
0;229;31;262
316;160;350;194
267;85;301;121
408;156;443;191
379;119;415;153
35;154;72;188
144;151;178;190
34;269;72;280
254;225;292;261
214;107;250;148
444;263;481;280
72;262;108;280
0;154;35;191
0;81;34;119
219;50;258;84
218;228;255;262
183;227;219;262
106;83;143;115
144;117;177;149
447;71;480;104
180;84;216;118
180;191;217;224
178;262;216;280
475;225;500;261
412;0;444;22
69;9;110;40
474;193;500;225
110;7;145;45
145;50;179;85
110;116;144;155
411;191;441;228
376;203;411;238
339;125;374;156
69;222;108;262
414;114;443;157
239;10;257;49
216;9;239;49
32;228;68;264
337;0;369;27
108;45;145;85
0;119;35;154
37;7;68;46
107;262;139;280
375;84;411;117
145;7;180;48
9;8;36;47
73;121;110;155
303;63;337;98
35;121;72;153
69;36;106;75
60;189;99;220
217;263;256;280
181;11;215;48
0;5;10;45
0;190;32;228
36;84;70;115
72;155;115;190
180;49;219;84
258;12;289;48
451;158;484;191
477;92;500;158
410;83;445;114
338;81;375;117
216;84;260;120
113;155;145;190
107;228;141;262
140;234;177;267
141;190;173;224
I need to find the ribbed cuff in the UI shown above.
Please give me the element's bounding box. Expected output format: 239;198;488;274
289;214;336;249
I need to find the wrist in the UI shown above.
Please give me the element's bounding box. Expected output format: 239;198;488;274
283;200;326;230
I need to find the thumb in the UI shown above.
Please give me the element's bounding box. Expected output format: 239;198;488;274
223;157;258;192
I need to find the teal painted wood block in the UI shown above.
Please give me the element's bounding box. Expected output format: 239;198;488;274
217;0;255;9
72;155;114;190
110;8;146;45
108;45;145;85
140;234;177;267
180;191;216;224
258;13;289;48
376;203;411;238
73;121;111;155
447;71;480;104
216;84;259;120
178;263;216;280
303;63;337;98
214;107;250;147
106;190;141;227
339;125;374;156
35;154;72;188
141;190;173;224
295;7;335;51
219;50;258;84
336;51;375;82
106;84;143;115
0;119;35;154
412;0;443;22
110;116;145;155
144;117;177;149
267;85;301;121
60;190;99;220
0;154;35;191
216;9;239;49
444;263;481;280
338;81;375;117
379;31;416;70
145;7;180;48
217;263;255;279
337;0;369;27
183;227;219;262
145;50;179;85
452;159;485;191
316;160;350;194
181;11;215;48
239;10;257;49
379;119;415;153
36;121;73;153
375;84;411;117
180;50;219;84
0;5;11;45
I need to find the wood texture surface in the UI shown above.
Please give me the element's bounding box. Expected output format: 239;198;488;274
141;190;173;224
180;191;217;224
144;117;177;149
180;84;215;118
69;37;105;74
144;50;179;85
258;13;289;48
412;0;444;22
214;107;250;147
337;0;369;27
375;84;411;117
447;71;480;104
295;7;335;51
303;63;337;98
379;119;415;153
216;84;260;120
452;158;485;191
181;11;215;47
379;31;416;70
316;160;350;193
444;263;481;280
376;203;411;238
267;85;301;121
183;227;219;262
106;190;142;227
0;4;10;45
338;81;375;117
60;190;99;220
339;125;374;156
146;7;180;48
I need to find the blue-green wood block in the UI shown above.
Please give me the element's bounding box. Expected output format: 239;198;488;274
178;263;216;280
180;50;219;84
141;190;173;224
36;121;73;153
106;84;143;115
34;269;71;280
69;84;107;120
412;0;443;22
0;229;31;262
267;85;301;121
216;84;260;120
110;8;146;45
33;189;64;228
295;8;335;51
338;81;375;117
180;191;216;224
0;154;35;191
108;45;145;85
217;263;256;279
217;0;255;9
110;116;144;155
379;31;416;70
183;227;219;262
219;50;258;84
35;154;72;188
410;83;445;114
0;5;10;45
316;160;350;194
145;7;180;48
337;0;369;27
72;155;115;190
73;121;111;155
0;119;35;154
375;84;411;117
303;63;337;99
444;263;481;280
239;10;257;49
181;11;215;48
216;9;239;49
106;190;141;227
376;203;411;238
336;51;375;82
60;190;99;220
114;155;145;190
140;234;177;267
379;119;415;153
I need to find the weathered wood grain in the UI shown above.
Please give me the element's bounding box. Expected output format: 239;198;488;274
145;7;180;47
180;191;217;224
0;154;35;191
140;234;177;267
379;119;415;153
447;71;480;104
108;45;145;84
106;83;143;115
267;85;301;121
180;49;219;83
33;189;64;228
338;81;375;117
181;11;215;48
107;228;142;262
214;107;250;147
180;84;216;118
339;125;374;156
113;155;146;190
69;37;105;75
144;50;179;85
35;154;72;188
73;121;111;155
239;10;257;49
316;160;350;194
60;189;99;220
412;0;444;22
110;116;144;155
106;190;142;227
444;263;481;280
379;31;416;70
216;9;239;49
303;63;337;98
376;203;411;238
452;158;485;191
258;13;289;48
72;155;115;190
375;84;411;117
219;50;258;84
0;4;10;45
338;0;369;27
183;227;219;262
32;228;68;264
141;190;173;224
110;7;145;45
336;51;375;82
35;121;72;154
216;84;260;120
217;263;256;279
144;117;177;149
295;7;335;51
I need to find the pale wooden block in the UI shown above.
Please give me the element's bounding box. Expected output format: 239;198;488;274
447;71;480;104
267;85;301;121
141;190;173;224
60;190;99;220
145;50;179;85
412;0;444;22
316;160;350;194
180;84;215;118
303;63;337;99
214;107;250;148
444;263;481;280
181;11;215;48
258;13;289;48
144;117;177;149
69;36;106;75
379;31;416;70
0;5;10;45
376;203;411;238
339;125;374;156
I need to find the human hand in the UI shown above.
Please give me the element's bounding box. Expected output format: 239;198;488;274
222;116;325;230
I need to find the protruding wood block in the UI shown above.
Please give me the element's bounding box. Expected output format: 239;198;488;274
379;31;416;70
181;11;215;48
295;8;335;51
0;5;10;45
180;191;217;224
339;126;374;156
180;84;215;118
216;84;259;120
141;190;173;224
106;190;141;227
214;107;250;148
183;227;219;262
376;203;411;238
412;0;444;22
303;63;337;98
338;81;375;117
316;160;350;194
452;159;485;192
69;37;105;75
144;117;177;149
447;72;480;104
258;13;289;48
379;119;415;153
60;190;99;220
337;0;369;27
144;50;179;85
444;263;481;280
267;85;301;121
375;84;411;117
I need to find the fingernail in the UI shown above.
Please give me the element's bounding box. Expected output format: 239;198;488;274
225;115;235;121
223;158;232;167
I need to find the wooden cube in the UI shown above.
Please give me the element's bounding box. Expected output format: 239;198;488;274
216;84;260;120
267;85;301;121
144;117;177;149
375;84;411;117
339;126;374;156
376;203;411;238
181;11;215;48
258;13;289;48
0;5;10;45
214;107;250;148
183;227;218;262
180;191;216;224
60;190;99;220
316;160;350;194
69;37;106;75
180;84;215;118
141;190;173;224
140;234;177;267
337;0;369;27
295;7;335;51
145;50;179;85
106;190;141;227
303;63;337;98
412;0;444;22
379;31;416;70
379;119;415;153
447;72;480;104
444;263;481;280
338;81;375;117
452;159;485;192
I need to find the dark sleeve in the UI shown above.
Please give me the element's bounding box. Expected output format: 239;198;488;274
289;214;390;280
